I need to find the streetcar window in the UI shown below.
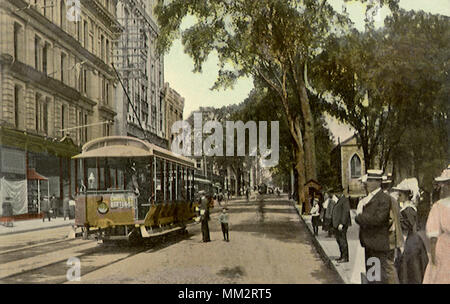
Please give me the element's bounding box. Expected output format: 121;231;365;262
177;165;183;201
85;158;97;190
155;158;163;202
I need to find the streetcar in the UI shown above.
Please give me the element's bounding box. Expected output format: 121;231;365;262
72;136;198;242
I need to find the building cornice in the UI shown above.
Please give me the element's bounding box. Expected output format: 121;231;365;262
1;54;96;112
81;0;123;33
6;0;118;77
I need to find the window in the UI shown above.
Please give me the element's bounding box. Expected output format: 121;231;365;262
61;104;66;137
106;39;110;64
43;43;49;74
100;34;105;60
43;100;48;134
14;85;20;128
35;93;41;131
84;114;88;142
14;23;21;60
83;20;88;47
350;154;362;178
60;52;66;83
34;36;41;70
83;69;87;93
60;0;66;30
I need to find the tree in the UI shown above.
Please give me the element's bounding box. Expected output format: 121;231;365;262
155;0;351;205
310;9;449;175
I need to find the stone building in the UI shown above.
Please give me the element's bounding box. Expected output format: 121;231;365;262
331;134;394;198
114;0;167;148
0;0;121;216
331;135;366;197
164;82;184;148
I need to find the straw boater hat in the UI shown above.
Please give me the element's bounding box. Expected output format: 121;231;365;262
382;173;393;185
359;169;383;183
435;165;450;182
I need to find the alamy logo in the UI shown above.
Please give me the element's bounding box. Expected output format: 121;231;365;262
66;257;81;282
66;0;81;22
170;113;279;167
366;257;381;282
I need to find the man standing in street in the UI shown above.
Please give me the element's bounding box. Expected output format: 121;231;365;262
63;195;70;221
199;191;211;242
332;191;352;263
355;170;403;284
41;196;51;222
219;208;230;242
50;194;58;219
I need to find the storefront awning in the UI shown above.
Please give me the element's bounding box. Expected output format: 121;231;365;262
27;169;48;180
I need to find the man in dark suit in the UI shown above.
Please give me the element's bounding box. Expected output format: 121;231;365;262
332;192;352;263
355;170;403;284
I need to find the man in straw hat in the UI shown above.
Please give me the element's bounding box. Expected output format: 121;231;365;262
355;169;403;284
422;164;450;284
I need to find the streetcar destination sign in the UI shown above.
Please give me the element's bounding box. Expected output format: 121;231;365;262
110;194;135;209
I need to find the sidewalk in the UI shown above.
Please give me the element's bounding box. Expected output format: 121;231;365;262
293;202;366;284
0;217;74;236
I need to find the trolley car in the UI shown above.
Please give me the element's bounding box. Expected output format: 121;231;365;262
72;136;198;242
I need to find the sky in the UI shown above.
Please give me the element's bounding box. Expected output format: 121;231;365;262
163;0;450;144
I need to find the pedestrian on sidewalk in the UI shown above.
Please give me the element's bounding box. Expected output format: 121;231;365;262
219;208;230;241
310;198;320;236
41;196;51;222
50;194;58;219
321;193;329;232
422;164;450;284
355;169;403;284
324;194;338;237
63;195;71;221
392;182;428;284
332;192;352;263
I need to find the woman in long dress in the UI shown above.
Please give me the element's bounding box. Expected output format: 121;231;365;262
423;165;450;284
393;187;428;284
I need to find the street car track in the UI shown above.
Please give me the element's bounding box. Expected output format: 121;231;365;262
0;228;190;283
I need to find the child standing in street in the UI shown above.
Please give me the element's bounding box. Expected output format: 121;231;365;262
219;208;230;242
310;198;320;236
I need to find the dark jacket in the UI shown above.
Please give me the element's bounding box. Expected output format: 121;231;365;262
355;190;403;252
50;196;58;209
41;198;50;212
63;197;70;211
332;195;352;229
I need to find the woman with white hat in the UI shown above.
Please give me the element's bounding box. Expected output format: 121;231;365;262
422;165;450;284
392;180;428;284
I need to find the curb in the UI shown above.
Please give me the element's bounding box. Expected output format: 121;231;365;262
291;201;346;284
0;222;74;236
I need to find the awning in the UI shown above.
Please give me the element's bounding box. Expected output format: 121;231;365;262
72;145;153;159
27;169;48;180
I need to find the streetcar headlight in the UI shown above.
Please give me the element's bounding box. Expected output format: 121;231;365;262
97;202;109;214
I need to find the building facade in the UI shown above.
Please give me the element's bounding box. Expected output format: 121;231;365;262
164;82;184;148
115;0;167;148
0;0;121;216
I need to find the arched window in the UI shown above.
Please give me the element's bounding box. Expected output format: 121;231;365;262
350;154;362;178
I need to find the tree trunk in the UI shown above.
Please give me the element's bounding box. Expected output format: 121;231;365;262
298;81;317;182
295;147;307;212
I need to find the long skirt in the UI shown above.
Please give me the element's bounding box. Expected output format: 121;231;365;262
397;233;428;284
201;219;210;242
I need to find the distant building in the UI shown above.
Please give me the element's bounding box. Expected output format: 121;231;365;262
331;134;394;198
0;0;121;216
164;82;184;148
115;0;167;148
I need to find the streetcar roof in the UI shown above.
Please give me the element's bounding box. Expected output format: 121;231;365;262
72;136;195;167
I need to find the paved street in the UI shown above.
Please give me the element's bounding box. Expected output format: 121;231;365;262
0;195;340;284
